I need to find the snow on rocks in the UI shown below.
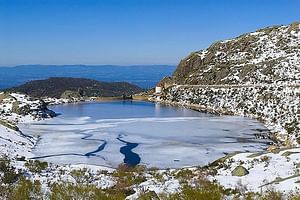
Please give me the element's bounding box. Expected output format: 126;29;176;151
212;148;300;194
0;92;56;123
0;92;57;159
43;97;79;105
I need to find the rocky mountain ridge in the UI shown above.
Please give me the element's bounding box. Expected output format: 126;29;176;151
172;22;300;85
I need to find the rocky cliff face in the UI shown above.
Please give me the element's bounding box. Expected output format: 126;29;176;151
172;22;300;85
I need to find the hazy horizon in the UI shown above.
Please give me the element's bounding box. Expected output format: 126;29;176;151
0;64;176;68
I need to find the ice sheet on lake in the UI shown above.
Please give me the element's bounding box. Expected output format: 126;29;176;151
19;102;271;169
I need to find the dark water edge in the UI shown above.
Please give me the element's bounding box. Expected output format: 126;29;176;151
117;134;141;166
31;130;141;167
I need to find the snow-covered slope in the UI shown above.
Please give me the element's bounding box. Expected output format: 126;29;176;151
0;92;56;159
213;148;300;194
0;124;34;159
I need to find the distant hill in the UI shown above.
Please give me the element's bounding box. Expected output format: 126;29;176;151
7;77;144;98
0;65;176;89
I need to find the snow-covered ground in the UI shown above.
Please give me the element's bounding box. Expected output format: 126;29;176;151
0;123;34;159
0;92;44;159
213;148;300;193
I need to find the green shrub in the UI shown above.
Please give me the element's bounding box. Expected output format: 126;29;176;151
70;168;91;184
138;191;160;200
111;164;146;196
25;160;48;173
0;156;20;184
289;191;300;200
113;164;147;187
0;184;13;199
260;189;283;200
10;178;43;200
175;169;194;180
163;176;225;200
50;182;125;200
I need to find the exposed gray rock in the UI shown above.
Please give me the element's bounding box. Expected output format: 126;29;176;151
231;166;249;177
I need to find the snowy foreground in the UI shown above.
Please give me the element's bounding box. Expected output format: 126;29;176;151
214;148;300;193
1;92;300;199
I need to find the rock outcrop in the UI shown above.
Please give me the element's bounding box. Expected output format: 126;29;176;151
0;92;56;121
231;166;249;177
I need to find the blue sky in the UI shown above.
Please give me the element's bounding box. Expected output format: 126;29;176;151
0;0;299;66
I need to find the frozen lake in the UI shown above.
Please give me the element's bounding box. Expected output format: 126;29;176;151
20;101;271;169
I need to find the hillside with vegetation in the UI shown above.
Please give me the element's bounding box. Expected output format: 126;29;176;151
7;77;143;99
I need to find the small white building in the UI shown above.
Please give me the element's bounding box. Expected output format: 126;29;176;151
155;84;162;94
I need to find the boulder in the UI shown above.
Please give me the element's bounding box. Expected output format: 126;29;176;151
231;166;249;177
267;145;278;153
